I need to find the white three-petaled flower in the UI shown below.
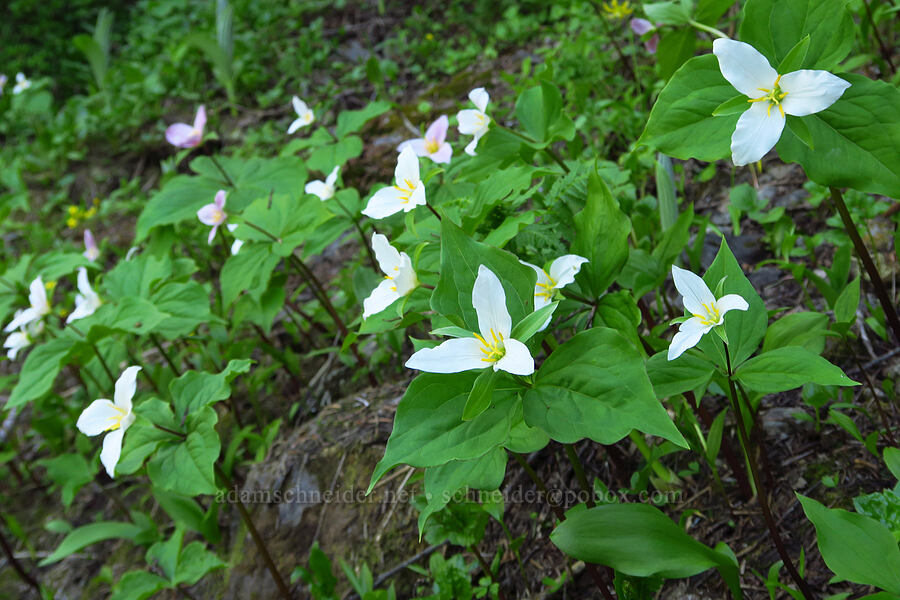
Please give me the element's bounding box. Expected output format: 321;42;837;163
363;233;418;319
165;105;206;148
4;276;51;332
76;366;141;478
3;317;43;360
305;166;339;201
398;115;453;164
520;254;589;330
406;265;535;375
197;190;228;245
713;38;850;167
12;72;31;95
457;87;491;156
361;146;426;219
668;265;749;360
225;224;243;255
83;229;100;262
288;96;315;134
67;267;101;324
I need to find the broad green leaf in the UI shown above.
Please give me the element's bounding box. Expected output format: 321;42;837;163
695;0;735;25
884;447;900;482
777;75;900;199
40;521;143;565
117;415;178;475
220;244;280;307
149;280;213;339
656;154;678;230
463;369;500;421
147;407;220;496
638;55;737;161
644;1;691;25
8;335;82;408
109;571;170;600
646;351;716;398
510;302;557;342
657;28;697;80
735;347;858;393
572;166;630;299
761;312;828;354
136;175;222;242
87;296;168;340
834;277;860;324
551;504;741;592
170;359;251;420
514;81;572;145
713;95;750;116
777;35;811;73
369;372;519;490
739;0;853;70
307;136;364;173
798;494;900;594
523;328;687;447
173;542;227;586
38;454;94;507
334;101;391;139
431;218;536;330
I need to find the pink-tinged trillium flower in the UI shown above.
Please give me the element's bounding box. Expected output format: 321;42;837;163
406;265;535;375
4;276;51;332
225;224;243;255
630;18;658;53
668;265;749;360
165;105;206;148
288;96;314;134
12;73;31;95
3;317;43;360
197;190;228;245
305;166;339;201
362;146;426;219
713;39;851;166
0;74;7;95
521;254;589;330
398;115;452;164
66;267;101;324
457;88;491;156
363;233;418;319
76;366;141;478
83;229;100;262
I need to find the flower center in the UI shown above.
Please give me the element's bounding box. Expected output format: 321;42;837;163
748;74;789;117
384;265;401;292
106;405;128;432
535;278;557;300
393;179;418;203
424;138;440;154
693;303;721;327
475;328;506;363
211;208;226;224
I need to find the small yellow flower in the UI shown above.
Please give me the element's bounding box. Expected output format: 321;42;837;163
602;0;633;19
67;205;79;215
425;33;434;41
45;280;57;292
66;217;78;229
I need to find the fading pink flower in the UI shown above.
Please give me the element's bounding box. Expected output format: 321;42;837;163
630;18;659;54
83;229;100;262
165;105;206;148
398;115;452;164
197;190;227;244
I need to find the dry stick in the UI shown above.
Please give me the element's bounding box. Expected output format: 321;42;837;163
0;521;41;596
723;345;815;600
589;1;638;83
214;463;293;600
510;453;616;600
861;0;897;75
469;543;508;600
830;187;900;344
843;339;898;446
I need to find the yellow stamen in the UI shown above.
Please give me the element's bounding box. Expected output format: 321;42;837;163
747;74;788;118
474;328;506;363
692;302;721;327
105;405;128;432
424;138;440;154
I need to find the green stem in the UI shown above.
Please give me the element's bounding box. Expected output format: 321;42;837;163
724;344;815;600
861;0;896;74
209;154;236;187
830;187;900;343
150;333;181;377
0;518;41;595
687;19;728;39
469;543;508;600
629;431;680;485
563;443;595;508
331;196;379;272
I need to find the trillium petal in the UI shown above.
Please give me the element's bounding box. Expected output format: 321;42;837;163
325;166;340;187
362;186;408;219
4;308;39;332
100;428;125;478
473;265;512;339
671;265;716;316
214;190;226;210
4;332;28;360
429;142;453;164
779;70;851;117
394;146;420;186
715;294;749;316
371;233;402;274
494;338;535;375
469;87;489;113
425;115;449;144
287;118;305;135
305;180;332;201
29;276;48;313
165;123;197;147
193;105;206;131
667;317;710;360
197;204;223;225
363;278;401;319
713;38;777;99
731;101;784;166
76;399;119;436
397;139;429;157
394;254;418;296
630;18;653;35
407;183;427;210
549;255;589;288
76;267;92;296
292;96;308;116
405;337;487;373
457;109;486;135
464;138;479;157
114;366;141;412
520;261;552;288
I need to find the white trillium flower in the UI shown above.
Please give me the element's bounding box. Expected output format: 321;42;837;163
197;190;228;245
12;72;31;95
713;38;851;166
398;115;453;164
457;87;491;156
362;146;426;219
362;233;418;319
165;105;206;148
288;96;315;134
305;166;340;201
83;229;100;262
668;265;749;360
520;254;589;331
4;276;51;332
3;317;43;360
76;366;141;478
66;267;102;324
225;224;243;255
406;265;535;375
